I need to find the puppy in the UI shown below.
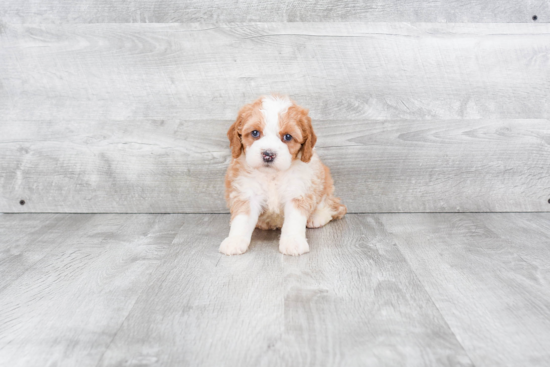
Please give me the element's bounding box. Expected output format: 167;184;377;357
220;95;346;256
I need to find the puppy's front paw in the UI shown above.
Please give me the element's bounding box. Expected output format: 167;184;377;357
279;235;309;256
219;236;250;256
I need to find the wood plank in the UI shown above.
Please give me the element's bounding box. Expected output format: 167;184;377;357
1;119;548;213
379;213;550;367
0;119;229;213
96;214;286;366
268;215;474;366
0;0;548;23
4;213;549;365
0;214;184;367
1;23;549;121
0;213;91;292
317;119;550;213
0;213;57;249
96;214;473;366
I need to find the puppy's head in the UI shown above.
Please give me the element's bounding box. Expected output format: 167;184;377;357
228;95;317;171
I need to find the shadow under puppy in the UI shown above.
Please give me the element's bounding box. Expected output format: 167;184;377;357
220;95;346;256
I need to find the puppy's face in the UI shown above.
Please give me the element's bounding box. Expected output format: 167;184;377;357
228;95;317;171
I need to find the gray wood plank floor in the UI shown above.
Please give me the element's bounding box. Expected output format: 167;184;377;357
379;213;550;367
1;213;549;366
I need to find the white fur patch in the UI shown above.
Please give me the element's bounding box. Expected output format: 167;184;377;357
261;95;292;134
234;153;320;218
245;95;293;172
279;201;309;255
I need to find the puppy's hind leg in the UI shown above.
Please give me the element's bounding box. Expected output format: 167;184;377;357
307;197;333;229
328;195;347;220
307;196;347;229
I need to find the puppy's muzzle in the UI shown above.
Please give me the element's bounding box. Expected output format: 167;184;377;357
262;150;276;163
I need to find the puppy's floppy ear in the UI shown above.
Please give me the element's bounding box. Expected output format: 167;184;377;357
297;108;317;163
228;98;263;158
227;107;246;158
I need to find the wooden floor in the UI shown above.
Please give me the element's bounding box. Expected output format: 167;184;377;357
0;213;549;366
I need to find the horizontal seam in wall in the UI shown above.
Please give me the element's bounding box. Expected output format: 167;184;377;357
1;211;550;215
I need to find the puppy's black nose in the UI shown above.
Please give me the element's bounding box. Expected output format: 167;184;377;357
262;150;276;163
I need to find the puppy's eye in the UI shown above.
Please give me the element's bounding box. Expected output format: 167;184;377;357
251;130;260;138
283;134;292;141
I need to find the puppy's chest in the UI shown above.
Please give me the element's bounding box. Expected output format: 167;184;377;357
257;178;285;229
247;171;289;214
238;164;314;214
265;179;282;214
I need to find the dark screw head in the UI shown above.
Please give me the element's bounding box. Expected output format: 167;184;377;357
19;199;25;205
548;198;550;204
533;15;538;21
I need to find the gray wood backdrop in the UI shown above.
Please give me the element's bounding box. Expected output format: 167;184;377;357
1;4;549;213
1;1;548;23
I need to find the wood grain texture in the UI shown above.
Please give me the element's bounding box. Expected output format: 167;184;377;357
96;214;472;367
379;213;550;367
97;215;287;367
2;213;550;366
0;0;548;23
0;214;184;367
1;119;549;213
264;215;473;366
1;23;550;121
0;213;90;292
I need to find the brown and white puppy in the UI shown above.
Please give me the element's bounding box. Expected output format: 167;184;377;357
220;95;346;256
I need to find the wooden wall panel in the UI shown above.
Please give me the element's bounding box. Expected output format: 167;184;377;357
1;119;548;213
1;23;549;121
0;0;548;23
1;22;549;213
